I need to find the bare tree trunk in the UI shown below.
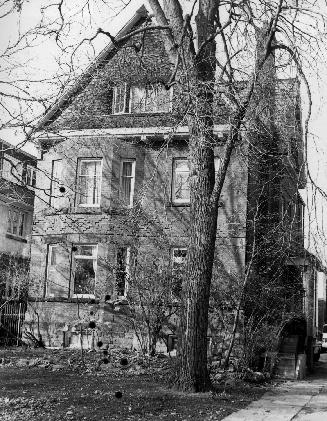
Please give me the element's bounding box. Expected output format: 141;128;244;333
175;0;218;387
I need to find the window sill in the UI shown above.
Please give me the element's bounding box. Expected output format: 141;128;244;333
5;233;27;243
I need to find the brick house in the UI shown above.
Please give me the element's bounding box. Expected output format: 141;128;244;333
0;140;36;298
25;2;307;353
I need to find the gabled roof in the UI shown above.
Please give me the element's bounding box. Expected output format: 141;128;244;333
31;1;150;135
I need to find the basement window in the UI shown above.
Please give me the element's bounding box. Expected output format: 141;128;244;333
72;245;97;297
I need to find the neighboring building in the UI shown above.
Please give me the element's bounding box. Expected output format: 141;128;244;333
25;1;306;355
0;140;36;298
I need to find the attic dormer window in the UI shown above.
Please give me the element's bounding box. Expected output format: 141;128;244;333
112;84;127;114
130;84;170;113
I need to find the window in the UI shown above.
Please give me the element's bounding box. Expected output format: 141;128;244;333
22;165;36;187
120;160;135;207
172;159;190;204
115;247;130;297
46;245;59;297
77;159;102;207
49;244;58;268
112;84;127;114
171;157;220;205
171;248;187;298
7;209;25;237
72;245;97;297
214;156;221;174
297;199;304;233
172;248;187;270
130;84;171;113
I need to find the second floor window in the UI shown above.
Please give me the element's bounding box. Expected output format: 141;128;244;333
172;157;221;205
7;209;25;237
77;159;102;207
172;159;190;204
120;160;135;207
22;165;36;187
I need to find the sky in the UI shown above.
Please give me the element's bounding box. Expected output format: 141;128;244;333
0;0;326;263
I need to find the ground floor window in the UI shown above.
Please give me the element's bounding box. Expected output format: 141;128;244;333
7;209;25;238
116;247;130;297
72;245;97;297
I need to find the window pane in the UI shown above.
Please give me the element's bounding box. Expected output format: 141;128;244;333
120;161;135;207
78;160;101;206
74;258;96;294
130;84;170;113
173;160;190;202
12;211;18;235
113;85;126;114
173;249;187;266
122;161;132;177
77;245;95;256
116;247;128;296
32;169;36;187
18;214;25;237
50;246;58;266
121;177;131;203
214;157;221;173
7;210;11;233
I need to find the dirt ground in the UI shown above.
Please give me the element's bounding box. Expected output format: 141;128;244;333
0;348;268;421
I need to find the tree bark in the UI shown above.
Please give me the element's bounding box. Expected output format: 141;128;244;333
174;0;218;392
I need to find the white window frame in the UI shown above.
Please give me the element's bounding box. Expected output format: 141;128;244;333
129;83;172;114
172;158;190;205
120;159;136;208
77;158;103;208
72;244;98;299
7;209;26;238
112;84;127;114
115;246;130;297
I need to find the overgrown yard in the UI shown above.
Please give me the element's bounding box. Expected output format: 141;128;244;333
0;348;268;420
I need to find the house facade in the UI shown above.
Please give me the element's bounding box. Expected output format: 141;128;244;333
0;140;36;298
25;3;306;354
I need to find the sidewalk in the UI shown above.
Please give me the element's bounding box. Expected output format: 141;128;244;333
222;356;327;421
